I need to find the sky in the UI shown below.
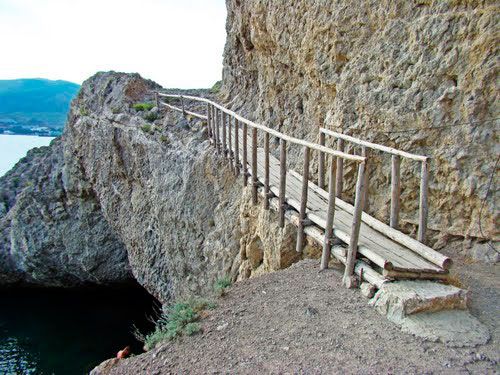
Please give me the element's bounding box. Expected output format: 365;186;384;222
0;0;227;88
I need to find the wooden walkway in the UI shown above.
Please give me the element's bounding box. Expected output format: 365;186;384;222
156;92;453;289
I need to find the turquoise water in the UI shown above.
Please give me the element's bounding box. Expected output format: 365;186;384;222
0;287;157;374
0;134;55;177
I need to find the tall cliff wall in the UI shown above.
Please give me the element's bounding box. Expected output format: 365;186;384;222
222;0;499;250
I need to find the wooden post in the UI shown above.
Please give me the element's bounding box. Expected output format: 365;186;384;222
228;115;234;170
234;118;240;175
215;107;221;154
418;159;428;243
390;155;401;229
361;146;369;212
279;139;287;227
296;147;310;253
320;157;337;270
251;127;258;204
222;111;227;157
242;122;248;186
155;92;160;111
180;96;186;116
318;132;326;189
343;161;366;288
336;139;345;198
264;132;270;209
206;103;212;141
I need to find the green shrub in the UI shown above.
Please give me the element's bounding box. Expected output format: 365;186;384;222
141;124;152;133
142;298;214;350
210;80;222;94
133;102;155;111
214;276;232;296
144;112;158;122
79;107;89;116
160;135;169;143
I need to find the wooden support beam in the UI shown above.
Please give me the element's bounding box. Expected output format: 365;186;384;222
361;146;369;212
336;139;345;198
234;118;240;175
251;127;258;204
155;92;160;111
279;139;287;227
343;161;366;288
418;159;429;243
242;122;248;186
215;107;221;154
264;132;270;209
390;155;401;229
206;103;212;142
318;132;326;189
321;156;337;270
228;115;234;170
180;96;186;116
296;146;310;253
222;111;228;157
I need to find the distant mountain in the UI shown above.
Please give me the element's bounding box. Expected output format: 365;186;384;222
0;78;80;136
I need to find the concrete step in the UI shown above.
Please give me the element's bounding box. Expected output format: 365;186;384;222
370;280;468;324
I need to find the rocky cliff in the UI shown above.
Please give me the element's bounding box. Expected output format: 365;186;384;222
0;72;310;300
222;0;499;254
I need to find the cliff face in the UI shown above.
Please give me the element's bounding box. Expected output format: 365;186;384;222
222;0;499;249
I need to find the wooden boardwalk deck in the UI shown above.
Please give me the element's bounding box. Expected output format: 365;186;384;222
236;129;446;277
156;92;453;287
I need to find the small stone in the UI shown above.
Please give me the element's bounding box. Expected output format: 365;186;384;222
282;346;290;352
360;282;376;298
305;307;319;316
216;322;229;331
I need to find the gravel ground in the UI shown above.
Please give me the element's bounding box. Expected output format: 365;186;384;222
96;256;499;374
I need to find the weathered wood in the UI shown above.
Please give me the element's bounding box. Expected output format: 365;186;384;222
383;269;449;281
206;103;212;141
242;122;248;186
320;157;337;269
215;107;221;154
390;155;401;229
343;161;366;287
251;127;258;204
228;115;234;170
418;159;429;243
320;128;428;162
158;94;365;162
159;101;207;120
336;139;344;198
155;92;160;111
180;96;186;116
279;139;287;227
234;118;240;175
296;147;310;253
318;132;326;189
264;132;270;209
361;146;369;212
222;112;227;157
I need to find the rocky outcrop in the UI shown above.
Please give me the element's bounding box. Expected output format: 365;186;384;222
222;0;499;252
0;138;131;286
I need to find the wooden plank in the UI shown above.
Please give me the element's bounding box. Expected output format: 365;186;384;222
222;111;227;157
228;114;234;170
234;118;240;175
296;147;310;253
390;155;401;229
242;122;248;186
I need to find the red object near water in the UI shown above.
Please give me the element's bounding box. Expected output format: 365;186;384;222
116;346;131;359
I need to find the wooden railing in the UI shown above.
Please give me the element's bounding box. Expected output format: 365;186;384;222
156;92;367;286
318;128;429;244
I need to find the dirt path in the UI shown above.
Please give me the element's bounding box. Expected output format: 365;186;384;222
94;258;498;374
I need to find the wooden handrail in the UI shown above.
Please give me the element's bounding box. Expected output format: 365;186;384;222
158;93;365;163
319;128;428;161
319;127;430;245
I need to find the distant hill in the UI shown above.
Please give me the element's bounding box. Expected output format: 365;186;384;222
0;78;80;136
